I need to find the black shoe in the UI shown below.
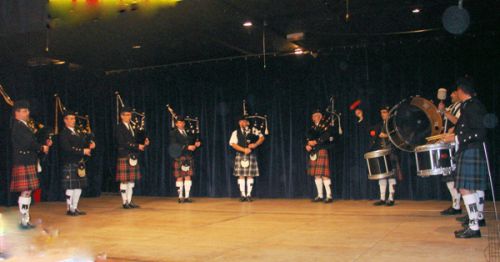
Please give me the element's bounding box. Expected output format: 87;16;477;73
240;196;246;202
128;202;140;208
178;198;184;203
373;200;386;206
246;196;253;202
456;215;468;223
122;203;131;209
441;207;462;215
324;198;333;203
312;197;324;203
19;222;36;230
75;209;86;215
184;198;193;203
462;219;486;228
386;200;395;206
455;227;481;238
66;210;78;216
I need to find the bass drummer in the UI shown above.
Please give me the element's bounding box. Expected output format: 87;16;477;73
369;106;400;206
437;90;463;216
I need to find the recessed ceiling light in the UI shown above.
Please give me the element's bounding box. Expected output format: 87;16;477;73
132;45;141;49
243;21;253;27
412;8;421;13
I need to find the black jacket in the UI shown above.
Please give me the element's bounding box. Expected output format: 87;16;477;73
169;128;195;157
11;120;42;166
306;125;333;151
116;122;139;158
59;127;88;164
369;121;392;151
455;97;487;152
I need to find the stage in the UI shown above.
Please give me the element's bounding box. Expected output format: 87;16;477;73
1;196;498;261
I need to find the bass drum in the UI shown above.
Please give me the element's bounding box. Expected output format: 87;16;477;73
386;96;443;152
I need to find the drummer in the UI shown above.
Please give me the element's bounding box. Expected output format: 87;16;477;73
369;106;400;206
437;90;463;216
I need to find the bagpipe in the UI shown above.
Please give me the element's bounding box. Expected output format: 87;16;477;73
166;104;201;159
306;96;342;160
54;94;95;177
115;91;148;144
241;99;269;144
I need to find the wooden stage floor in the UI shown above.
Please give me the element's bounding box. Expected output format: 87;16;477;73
0;196;498;262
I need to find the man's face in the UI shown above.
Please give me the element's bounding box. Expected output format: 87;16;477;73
312;113;322;124
450;91;459;103
380;109;389;121
239;119;249;128
15;108;30;121
354;109;363;118
120;112;132;123
64;115;76;128
456;87;467;101
175;120;185;129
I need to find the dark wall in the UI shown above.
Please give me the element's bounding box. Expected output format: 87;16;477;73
1;34;499;205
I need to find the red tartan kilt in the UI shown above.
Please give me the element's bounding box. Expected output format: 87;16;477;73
173;156;194;178
307;149;330;177
115;158;142;182
10;165;39;192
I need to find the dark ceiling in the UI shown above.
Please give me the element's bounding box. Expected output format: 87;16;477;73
0;0;499;72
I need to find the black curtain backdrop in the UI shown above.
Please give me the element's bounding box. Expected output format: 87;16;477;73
1;35;499;205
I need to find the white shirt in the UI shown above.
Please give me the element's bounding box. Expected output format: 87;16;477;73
229;128;263;145
68;127;76;134
123;122;135;137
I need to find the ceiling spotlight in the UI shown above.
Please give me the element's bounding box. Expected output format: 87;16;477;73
412;8;421;13
243;21;253;27
294;48;304;55
132;45;141;49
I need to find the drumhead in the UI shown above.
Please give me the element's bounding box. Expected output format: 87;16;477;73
415;142;453;152
364;149;391;159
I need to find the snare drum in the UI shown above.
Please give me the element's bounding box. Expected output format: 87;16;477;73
364;149;394;180
414;143;455;177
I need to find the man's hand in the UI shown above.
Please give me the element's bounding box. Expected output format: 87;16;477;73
42;145;49;154
441;133;455;143
195;141;201;147
308;140;317;146
244;148;252;155
138;144;146;151
46;139;53;147
188;145;196;151
438;101;446;111
379;132;388;138
89;141;96;150
84;148;91;156
144;138;150;146
305;145;312;152
248;143;257;149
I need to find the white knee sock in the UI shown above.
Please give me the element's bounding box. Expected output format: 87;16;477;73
322;177;332;199
314;177;324;198
127;182;135;203
18;196;31;225
388;178;396;201
119;183;128;204
65;189;74;211
238;178;246;197
378;179;387;201
476;190;485;220
184;180;192;198
246;178;254;197
463;194;479;230
446;181;461;210
72;189;82;210
176;181;184;198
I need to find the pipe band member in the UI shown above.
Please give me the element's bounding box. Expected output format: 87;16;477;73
116;106;149;209
169;116;201;203
10;100;52;229
229;116;265;202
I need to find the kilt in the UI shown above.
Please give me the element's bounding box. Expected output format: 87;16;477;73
10;165;39;192
61;163;88;190
455;148;488;191
115;158;142;182
233;153;259;177
173;155;194;178
307;149;330;178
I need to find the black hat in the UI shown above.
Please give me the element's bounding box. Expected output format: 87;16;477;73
62;110;76;117
456;76;476;96
311;109;323;115
13;100;30;110
175;115;185;122
238;115;249;122
120;106;133;113
379;105;390;111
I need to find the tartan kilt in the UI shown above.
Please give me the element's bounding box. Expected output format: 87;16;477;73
233;153;259;177
307;149;330;177
455;148;488;191
115;158;142;182
61;163;88;190
10;165;39;192
173;155;194;178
